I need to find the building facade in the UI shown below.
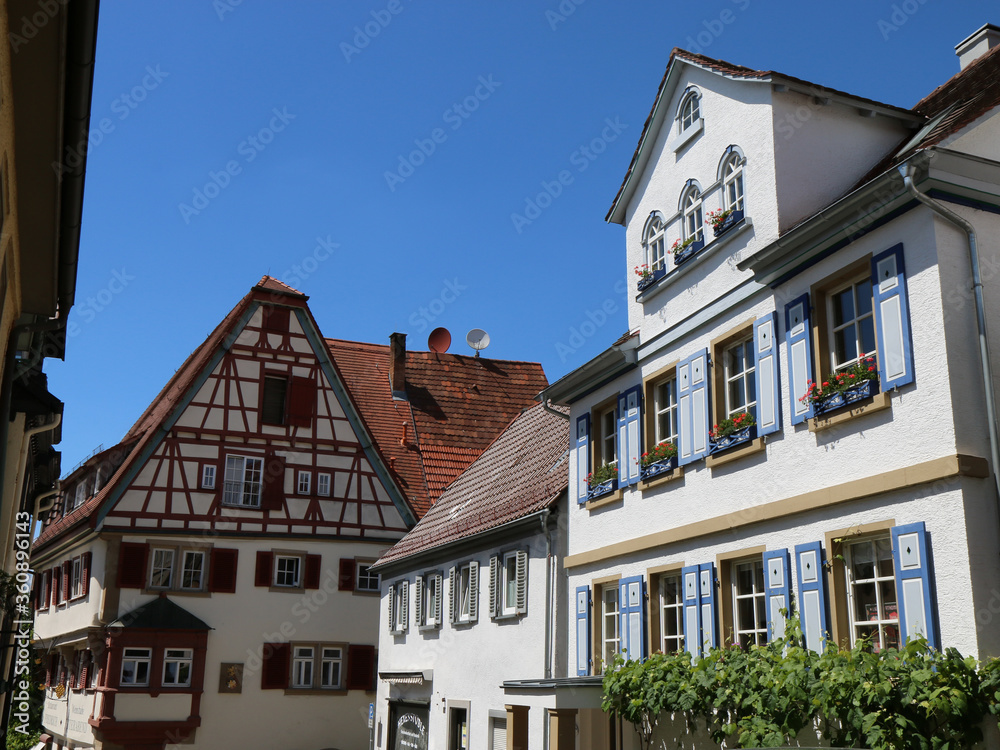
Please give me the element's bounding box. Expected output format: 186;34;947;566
531;24;1000;749
31;277;547;750
372;403;568;750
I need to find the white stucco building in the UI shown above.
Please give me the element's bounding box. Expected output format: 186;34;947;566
527;23;1000;749
372;403;569;750
30;276;547;750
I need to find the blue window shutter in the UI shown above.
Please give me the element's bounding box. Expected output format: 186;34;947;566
617;385;643;486
872;244;914;390
753;312;781;436
575;586;591;676
891;522;937;650
575;414;590;504
678;349;710;466
619;576;646;661
681;565;701;658
794;541;829;653
763;549;791;641
698;562;717;652
785;293;814;424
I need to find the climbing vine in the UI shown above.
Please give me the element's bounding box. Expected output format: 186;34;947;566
602;619;999;749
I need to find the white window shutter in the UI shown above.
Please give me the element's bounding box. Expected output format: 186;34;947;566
682;566;701;657
891;522;937;649
698;563;718;652
400;580;409;632
575;586;591;676
515;550;528;615
617;393;628;486
763;549;791;641
468;562;479;622
784;293;814;424
575;415;590;504
434;573;443;626
449;567;457;624
872;244;914;390
414;576;424;627
753;312;781;436
794;541;829;653
489;556;499;619
387;584;395;633
617;386;643;485
678;349;710;465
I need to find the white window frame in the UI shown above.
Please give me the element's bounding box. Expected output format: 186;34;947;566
150;548;175;589
297;470;311;495
423;573;440;627
162;648;193;687
71;556;83;599
732;558;767;649
120;647;151;687
844;535;900;652
73;482;86;511
644;215;666;272
356;562;379;592
391;581;408;632
652;375;678;446
320;646;343;689
659;574;684;654
601;584;620;671
201;464;216;490
458;564;473;623
292;646;315;688
679;90;700;132
39;572;50;610
274;555;302;588
222;454;264;508
722;152;745;212
317;472;331;497
501;551;518;617
594;402;616;470
681;186;704;244
723;337;756;420
180;550;206;591
89;651;99;689
828;276;877;372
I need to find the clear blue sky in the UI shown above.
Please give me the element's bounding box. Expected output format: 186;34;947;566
47;0;997;470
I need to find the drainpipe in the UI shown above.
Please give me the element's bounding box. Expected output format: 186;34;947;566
540;398;569;422
899;162;1000;508
540;509;553;680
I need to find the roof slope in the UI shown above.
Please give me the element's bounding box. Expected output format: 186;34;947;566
108;596;211;630
375;402;568;569
326;339;548;517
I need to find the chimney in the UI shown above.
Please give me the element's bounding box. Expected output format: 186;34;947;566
955;23;1000;70
389;333;407;401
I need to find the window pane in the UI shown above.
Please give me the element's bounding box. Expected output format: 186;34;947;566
833;287;855;327
834;327;858;367
860;317;877;357
857;280;873;316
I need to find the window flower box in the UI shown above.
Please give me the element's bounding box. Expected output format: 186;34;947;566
586;462;618;501
639;441;678;481
801;356;880;416
635;265;666;291
710;208;744;237
672;238;705;266
813;378;877;415
708;411;756;455
587;477;618;500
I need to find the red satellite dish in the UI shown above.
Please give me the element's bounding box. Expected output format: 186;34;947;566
428;327;451;353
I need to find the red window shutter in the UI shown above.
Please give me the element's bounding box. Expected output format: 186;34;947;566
260;454;285;511
117;543;149;588
62;561;71;600
304;555;321;590
255;551;273;587
346;645;376;691
209;548;239;593
51;568;60;605
338;558;355;591
81;552;92;597
262;306;290;333
287;376;316;427
261;643;290;689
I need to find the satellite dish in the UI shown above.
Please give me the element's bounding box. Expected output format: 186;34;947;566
466;328;490;357
428;327;451;353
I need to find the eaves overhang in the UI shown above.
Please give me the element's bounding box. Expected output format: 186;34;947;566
541;336;639;407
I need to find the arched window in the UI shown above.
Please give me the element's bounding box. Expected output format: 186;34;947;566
681;185;704;244
679;90;701;132
721;151;745;212
643;213;666;271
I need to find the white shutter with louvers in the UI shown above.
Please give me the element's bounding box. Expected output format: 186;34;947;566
468;562;479;622
400;580;409;632
449;567;457;624
515;550;528;615
414;576;424;627
489;556;499;619
434;573;443;626
388;584;396;633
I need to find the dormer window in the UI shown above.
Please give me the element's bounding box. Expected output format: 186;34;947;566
643;213;666;272
679;90;700;132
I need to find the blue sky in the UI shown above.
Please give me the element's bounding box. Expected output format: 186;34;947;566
47;0;997;470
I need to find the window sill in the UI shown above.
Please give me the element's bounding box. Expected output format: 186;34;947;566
669;118;703;152
639;466;683;490
637;217;753;303
284;688;347;696
353;589;380;597
808;391;890;433
705;437;766;468
269;585;306;593
585;489;623;511
417;623;441;632
221;503;263;511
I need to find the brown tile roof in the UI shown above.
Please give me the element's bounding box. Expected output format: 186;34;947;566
374;402;568;568
325;339;549;518
253;275;308;299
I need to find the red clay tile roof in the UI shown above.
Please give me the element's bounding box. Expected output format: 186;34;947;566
374;402;568;568
253;275;308;299
325;339;548;518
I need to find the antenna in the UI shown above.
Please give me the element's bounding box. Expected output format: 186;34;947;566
428;327;451;354
466;328;490;357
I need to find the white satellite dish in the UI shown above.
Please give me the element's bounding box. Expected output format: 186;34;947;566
466;328;490;357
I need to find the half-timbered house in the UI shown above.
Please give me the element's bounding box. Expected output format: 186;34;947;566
30;276;547;750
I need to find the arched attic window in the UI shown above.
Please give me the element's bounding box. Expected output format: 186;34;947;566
719;147;745;212
643;212;666;272
677;88;701;133
680;181;704;244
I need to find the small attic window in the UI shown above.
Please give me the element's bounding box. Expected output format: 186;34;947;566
679;90;701;131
